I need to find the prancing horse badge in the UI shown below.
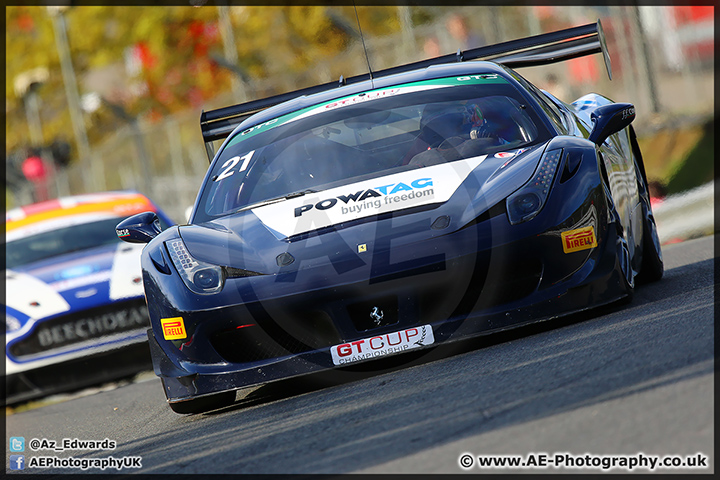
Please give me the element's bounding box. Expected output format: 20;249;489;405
370;306;384;326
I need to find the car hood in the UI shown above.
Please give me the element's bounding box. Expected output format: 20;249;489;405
5;242;146;331
180;143;547;271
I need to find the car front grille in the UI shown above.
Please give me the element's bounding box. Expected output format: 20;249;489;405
8;299;150;360
209;308;343;364
206;240;544;366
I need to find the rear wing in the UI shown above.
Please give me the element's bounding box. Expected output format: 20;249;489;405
200;20;611;161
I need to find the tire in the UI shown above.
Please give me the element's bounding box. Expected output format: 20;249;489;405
168;390;236;414
616;228;635;303
636;201;664;284
630;132;664;284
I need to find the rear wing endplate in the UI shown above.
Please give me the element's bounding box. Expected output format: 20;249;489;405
201;20;611;161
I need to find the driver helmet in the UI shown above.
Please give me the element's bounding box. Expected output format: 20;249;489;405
420;103;486;148
469;97;523;143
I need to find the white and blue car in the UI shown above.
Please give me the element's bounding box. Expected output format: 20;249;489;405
4;192;174;404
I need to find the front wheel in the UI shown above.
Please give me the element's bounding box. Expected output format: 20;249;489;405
636;201;664;284
632;147;664;284
169;390;236;414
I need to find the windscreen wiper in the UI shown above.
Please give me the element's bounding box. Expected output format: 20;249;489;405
236;189;316;213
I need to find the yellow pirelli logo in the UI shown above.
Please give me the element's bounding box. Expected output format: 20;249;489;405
561;226;597;253
161;317;187;340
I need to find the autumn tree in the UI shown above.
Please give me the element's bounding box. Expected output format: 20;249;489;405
6;6;412;165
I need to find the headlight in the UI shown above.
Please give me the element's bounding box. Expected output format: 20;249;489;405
166;238;225;294
4;314;21;332
506;149;563;225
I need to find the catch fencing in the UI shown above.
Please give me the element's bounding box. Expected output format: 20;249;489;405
9;5;713;223
654;181;714;244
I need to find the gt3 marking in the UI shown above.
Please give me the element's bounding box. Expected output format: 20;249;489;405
241;119;278;136
161;317;187;340
562;226;597;253
330;325;435;365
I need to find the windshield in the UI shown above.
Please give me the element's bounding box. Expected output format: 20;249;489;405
194;75;551;223
6;217;133;269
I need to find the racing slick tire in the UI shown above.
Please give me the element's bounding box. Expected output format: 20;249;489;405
636;199;664;284
168;391;236;414
631;141;664;284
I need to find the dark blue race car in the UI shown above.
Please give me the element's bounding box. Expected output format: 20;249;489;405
118;21;663;414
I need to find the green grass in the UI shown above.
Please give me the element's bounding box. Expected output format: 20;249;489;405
637;117;714;195
665;119;714;195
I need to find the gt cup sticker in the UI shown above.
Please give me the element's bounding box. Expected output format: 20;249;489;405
331;325;435;365
562;226;597;253
161;317;187;340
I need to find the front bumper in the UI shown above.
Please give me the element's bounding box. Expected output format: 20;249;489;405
150;202;629;403
146;147;633;403
152;228;627;403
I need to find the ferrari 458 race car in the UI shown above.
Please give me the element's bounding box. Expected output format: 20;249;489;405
4;192;174;404
117;21;663;414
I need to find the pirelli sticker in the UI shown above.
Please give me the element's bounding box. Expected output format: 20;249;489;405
161;317;187;340
562;226;597;253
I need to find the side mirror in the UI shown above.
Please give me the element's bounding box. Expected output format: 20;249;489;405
588;103;635;146
116;211;162;244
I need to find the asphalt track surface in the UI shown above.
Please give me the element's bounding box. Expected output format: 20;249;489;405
6;235;714;474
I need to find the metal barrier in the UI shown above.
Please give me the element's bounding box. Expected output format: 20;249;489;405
654;180;714;244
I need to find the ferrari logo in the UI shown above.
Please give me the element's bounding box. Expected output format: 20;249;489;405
358;244;367;253
561;226;597;253
370;307;384;326
161;317;187;340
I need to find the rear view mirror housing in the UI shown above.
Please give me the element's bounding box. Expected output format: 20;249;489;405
588;103;635;146
116;211;162;244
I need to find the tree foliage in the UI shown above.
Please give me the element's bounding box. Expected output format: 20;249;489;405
5;6;410;160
